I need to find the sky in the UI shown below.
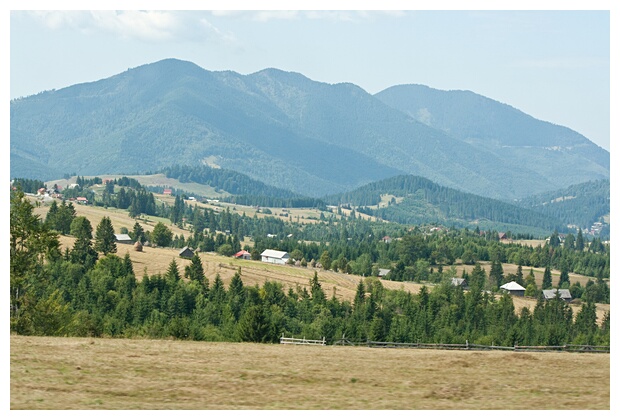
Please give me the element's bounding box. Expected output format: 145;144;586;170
5;2;616;152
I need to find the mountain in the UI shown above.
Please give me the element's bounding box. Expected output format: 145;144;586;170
11;58;609;199
375;84;609;190
324;174;565;235
513;179;610;234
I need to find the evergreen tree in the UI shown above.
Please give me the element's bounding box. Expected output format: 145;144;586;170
132;222;145;243
185;253;206;283
516;264;524;286
559;267;570;288
94;216;117;255
70;216;98;268
542;265;553;290
310;271;326;304
576;228;585;252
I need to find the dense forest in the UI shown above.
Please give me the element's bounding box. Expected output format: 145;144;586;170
325;174;566;234
514;179;610;237
10;189;609;346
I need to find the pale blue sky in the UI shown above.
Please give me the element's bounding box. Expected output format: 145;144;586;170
7;4;614;151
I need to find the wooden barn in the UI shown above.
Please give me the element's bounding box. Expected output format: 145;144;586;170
179;246;194;259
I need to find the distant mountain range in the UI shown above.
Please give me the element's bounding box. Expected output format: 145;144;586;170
10;58;609;200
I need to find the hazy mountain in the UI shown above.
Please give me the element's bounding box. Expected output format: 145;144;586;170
11;59;609;199
375;84;609;189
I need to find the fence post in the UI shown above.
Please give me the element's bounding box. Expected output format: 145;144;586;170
466;339;469;350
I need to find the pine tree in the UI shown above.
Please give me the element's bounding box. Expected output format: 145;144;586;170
310;271;326;304
94;216;117;255
516;264;524;286
576;228;585;252
542;265;553;290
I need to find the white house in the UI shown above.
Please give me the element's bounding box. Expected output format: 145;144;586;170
261;249;290;265
500;281;526;297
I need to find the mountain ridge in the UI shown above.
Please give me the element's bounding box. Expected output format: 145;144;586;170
11;58;609;200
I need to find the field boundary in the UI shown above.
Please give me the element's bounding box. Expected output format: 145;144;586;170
280;335;326;346
329;338;609;353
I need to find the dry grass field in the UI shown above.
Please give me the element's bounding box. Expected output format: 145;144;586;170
10;335;609;410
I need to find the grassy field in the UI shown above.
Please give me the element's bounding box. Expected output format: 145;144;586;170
10;335;610;410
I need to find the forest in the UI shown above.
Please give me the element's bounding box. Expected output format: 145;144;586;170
10;187;610;346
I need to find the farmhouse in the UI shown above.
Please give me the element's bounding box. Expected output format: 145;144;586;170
76;197;89;205
451;277;468;289
542;289;572;302
234;250;251;260
378;268;391;278
261;249;289;265
163;188;172;195
114;233;133;244
500;281;525;296
179;246;195;259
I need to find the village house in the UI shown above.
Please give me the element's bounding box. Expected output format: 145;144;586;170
114;233;133;244
261;249;289;265
378;268;391;278
76;197;89;205
234;250;251;260
451;277;469;290
500;281;525;297
179;246;195;259
542;289;572;302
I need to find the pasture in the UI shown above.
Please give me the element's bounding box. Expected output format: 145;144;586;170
10;335;609;410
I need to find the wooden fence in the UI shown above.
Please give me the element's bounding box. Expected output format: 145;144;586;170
280;335;326;346
328;337;609;354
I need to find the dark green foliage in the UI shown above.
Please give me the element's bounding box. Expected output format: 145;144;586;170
151;222;173;247
325;174;565;235
94;216;117;255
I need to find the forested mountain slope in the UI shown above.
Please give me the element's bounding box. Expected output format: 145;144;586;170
11;59;609;199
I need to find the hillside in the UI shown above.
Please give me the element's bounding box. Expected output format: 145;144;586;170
375;83;610;189
325;174;565;235
514;179;610;237
11;58;609;200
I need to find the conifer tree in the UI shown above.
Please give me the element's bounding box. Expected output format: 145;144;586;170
542;265;553;290
94;216;117;255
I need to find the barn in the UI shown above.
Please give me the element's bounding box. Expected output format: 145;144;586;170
114;233;133;244
261;249;290;265
234;250;252;260
179;246;195;259
542;289;572;302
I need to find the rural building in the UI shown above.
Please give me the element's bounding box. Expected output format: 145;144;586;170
163;188;172;195
114;233;133;244
500;281;526;296
234;250;251;260
451;277;469;289
542;289;572;302
382;236;392;244
261;249;289;265
179;246;194;259
378;268;391;278
76;197;89;205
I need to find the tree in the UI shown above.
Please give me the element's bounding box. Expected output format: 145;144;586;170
70;216;98;268
319;251;331;271
184;253;205;282
309;271;326;304
559;266;570;289
151;222;173;247
576;228;585;252
542;265;553;290
94;216;117;255
236;305;270;343
132;222;145;243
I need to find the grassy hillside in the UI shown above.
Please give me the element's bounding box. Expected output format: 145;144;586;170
10;335;610;409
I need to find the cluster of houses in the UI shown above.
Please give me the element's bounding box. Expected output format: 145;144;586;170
450;277;572;302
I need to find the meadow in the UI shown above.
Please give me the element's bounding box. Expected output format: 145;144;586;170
10;335;610;410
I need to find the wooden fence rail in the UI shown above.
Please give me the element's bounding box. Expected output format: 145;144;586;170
280;335;326;346
329;338;609;354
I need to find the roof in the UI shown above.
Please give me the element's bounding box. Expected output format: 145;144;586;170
542;289;572;300
114;234;132;241
260;249;289;259
234;250;251;257
451;277;466;286
378;268;391;277
500;281;526;291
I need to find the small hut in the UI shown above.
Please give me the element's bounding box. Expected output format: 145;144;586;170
179;246;194;259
